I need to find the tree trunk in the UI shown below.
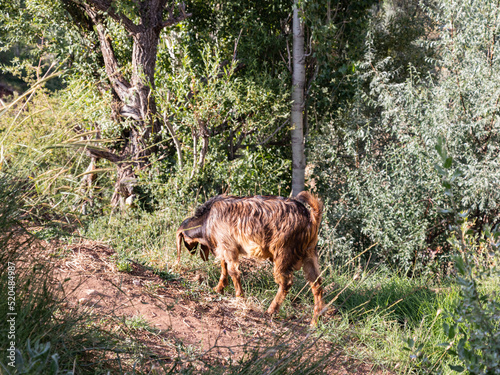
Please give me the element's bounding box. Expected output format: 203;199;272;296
291;0;306;197
129;28;162;142
197;120;209;169
77;1;190;207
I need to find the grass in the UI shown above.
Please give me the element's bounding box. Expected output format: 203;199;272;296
81;201;468;374
2;89;498;374
319;270;460;372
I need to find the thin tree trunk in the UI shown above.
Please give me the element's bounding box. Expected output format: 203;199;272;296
291;0;306;196
163;114;183;169
198;120;209;169
191;130;198;179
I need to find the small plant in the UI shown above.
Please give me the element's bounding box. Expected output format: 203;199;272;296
124;315;155;332
403;138;500;374
0;339;65;375
116;259;133;273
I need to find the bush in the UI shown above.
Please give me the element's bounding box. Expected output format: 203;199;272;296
312;0;500;273
153;42;292;200
449;231;500;375
404;148;500;375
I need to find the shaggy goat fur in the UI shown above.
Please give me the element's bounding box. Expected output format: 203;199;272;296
176;191;325;325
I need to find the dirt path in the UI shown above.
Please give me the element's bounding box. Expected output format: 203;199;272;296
46;239;389;374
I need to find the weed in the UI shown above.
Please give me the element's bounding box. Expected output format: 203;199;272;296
116;259;133;273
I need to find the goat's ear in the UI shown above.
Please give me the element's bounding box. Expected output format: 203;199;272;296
176;229;184;264
200;244;210;261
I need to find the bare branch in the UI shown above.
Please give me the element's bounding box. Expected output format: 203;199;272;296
85;146;124;164
258;119;290;146
81;0;140;33
163;112;184;169
233;29;243;61
279;49;292;73
162;3;192;28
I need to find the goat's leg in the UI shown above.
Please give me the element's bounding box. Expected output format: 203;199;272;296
303;257;325;326
267;265;293;315
227;260;244;297
214;259;229;294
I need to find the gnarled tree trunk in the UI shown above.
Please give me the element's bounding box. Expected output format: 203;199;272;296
71;0;190;207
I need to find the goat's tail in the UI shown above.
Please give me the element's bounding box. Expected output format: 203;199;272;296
296;191;323;237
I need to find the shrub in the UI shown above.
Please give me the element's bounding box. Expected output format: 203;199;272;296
312;0;500;273
404;144;500;375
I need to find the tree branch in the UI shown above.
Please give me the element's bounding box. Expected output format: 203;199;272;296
258;119;290;146
81;0;141;33
162;3;192;28
163;113;183;168
82;4;132;101
85;146;124;164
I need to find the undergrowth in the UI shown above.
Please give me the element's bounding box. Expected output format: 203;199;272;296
1;79;498;375
81;199;470;374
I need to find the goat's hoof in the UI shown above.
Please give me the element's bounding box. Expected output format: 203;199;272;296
267;307;278;315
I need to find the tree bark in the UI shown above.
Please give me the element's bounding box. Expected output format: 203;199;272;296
73;0;190;207
291;0;306;197
197;120;209;169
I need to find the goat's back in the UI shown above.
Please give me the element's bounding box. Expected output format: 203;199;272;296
205;194;322;261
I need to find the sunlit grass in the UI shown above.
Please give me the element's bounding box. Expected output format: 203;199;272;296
81;200;469;374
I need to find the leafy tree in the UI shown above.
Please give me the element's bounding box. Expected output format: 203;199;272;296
1;0;191;206
64;0;191;205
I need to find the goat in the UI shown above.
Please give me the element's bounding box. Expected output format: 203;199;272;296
175;191;325;325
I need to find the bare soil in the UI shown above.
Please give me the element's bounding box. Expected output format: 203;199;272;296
44;238;391;374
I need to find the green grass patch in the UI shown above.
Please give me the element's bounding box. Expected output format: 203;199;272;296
80;203;472;374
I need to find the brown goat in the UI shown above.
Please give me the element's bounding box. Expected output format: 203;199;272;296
176;191;325;325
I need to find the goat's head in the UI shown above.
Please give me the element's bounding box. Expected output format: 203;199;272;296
176;217;210;263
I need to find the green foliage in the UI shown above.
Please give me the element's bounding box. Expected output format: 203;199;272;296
153;42;292;198
449;230;500;375
185;0;291;74
190;144;290;197
437;147;500;375
304;0;380;120
312;0;500;273
0;0;79;90
0;178;71;373
402;144;500;375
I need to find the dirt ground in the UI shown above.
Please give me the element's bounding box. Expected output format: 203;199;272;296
44;238;391;374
